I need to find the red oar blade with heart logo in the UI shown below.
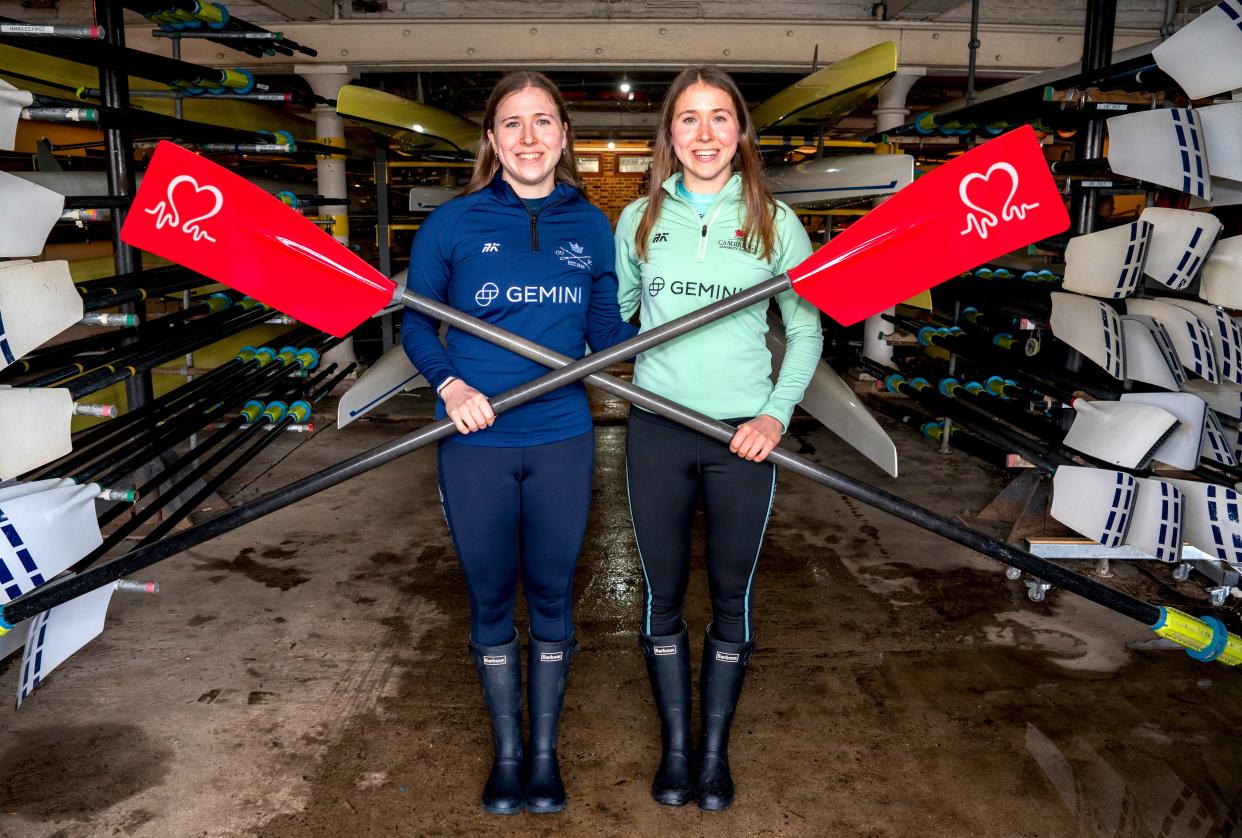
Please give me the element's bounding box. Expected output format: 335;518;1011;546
789;125;1069;325
120;141;396;338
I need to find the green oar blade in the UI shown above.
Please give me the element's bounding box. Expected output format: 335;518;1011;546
0;389;73;480
0;170;64;256
0;261;84;373
1049;291;1126;380
1062;399;1178;469
337;343;427;429
1106;108;1210;200
765;319;897;477
1140;207;1221;291
1152;0;1242;100
1200;235;1242;307
336;85;479;154
1062;220;1151;298
1051;466;1136;548
751;42;897;134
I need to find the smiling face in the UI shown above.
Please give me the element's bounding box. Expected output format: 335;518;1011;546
487;86;568;199
669;81;740;194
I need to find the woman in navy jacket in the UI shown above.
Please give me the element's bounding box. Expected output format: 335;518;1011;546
401;71;636;815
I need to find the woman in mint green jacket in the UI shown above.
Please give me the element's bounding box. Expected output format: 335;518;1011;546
615;65;823;811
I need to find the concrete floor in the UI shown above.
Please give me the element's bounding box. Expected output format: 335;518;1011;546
1;387;1241;837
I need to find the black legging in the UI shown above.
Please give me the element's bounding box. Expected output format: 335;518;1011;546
624;407;776;644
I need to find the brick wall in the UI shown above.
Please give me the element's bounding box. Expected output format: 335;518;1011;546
579;151;649;226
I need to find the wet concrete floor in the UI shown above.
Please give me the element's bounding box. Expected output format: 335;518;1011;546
2;388;1241;837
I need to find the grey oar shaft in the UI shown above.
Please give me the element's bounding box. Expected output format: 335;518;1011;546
0;274;791;624
403;290;1161;628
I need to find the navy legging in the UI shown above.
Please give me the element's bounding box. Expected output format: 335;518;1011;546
437;430;594;646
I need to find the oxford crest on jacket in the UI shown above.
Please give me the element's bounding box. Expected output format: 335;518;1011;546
556;241;592;270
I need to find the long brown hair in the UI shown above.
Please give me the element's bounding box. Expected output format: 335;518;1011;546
465;71;584;195
635;65;777;261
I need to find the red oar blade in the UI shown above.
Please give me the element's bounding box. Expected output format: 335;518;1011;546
790;126;1068;326
120;141;396;337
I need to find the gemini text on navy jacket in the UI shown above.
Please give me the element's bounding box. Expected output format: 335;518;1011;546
402;173;637;447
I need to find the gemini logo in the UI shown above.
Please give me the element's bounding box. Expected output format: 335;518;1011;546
651;232;669;243
648;276;665;296
482;242;500;253
475;282;501;306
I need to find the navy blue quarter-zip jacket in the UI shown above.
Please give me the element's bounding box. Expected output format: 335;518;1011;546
402;173;637;447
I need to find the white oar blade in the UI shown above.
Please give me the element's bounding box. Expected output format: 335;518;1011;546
1051;466;1136;547
0;477;75;504
1153;0;1242;99
1200;235;1242;308
0;261;83;372
765;154;915;209
1184;379;1242;419
337;343;428;428
1167;298;1242;385
1120;315;1185;391
1191;178;1242;209
17;579;115;707
1062;220;1150;298
1123;479;1183;563
0;483;102;603
1049;292;1126;380
1126;298;1219;383
0;624;23;664
766;324;898;477
1063;399;1179;468
1201;409;1237;467
1139;207;1221;291
1106;108;1210;200
0;170;64;257
1121;392;1206;470
1166;479;1242;566
408;185;462;212
1200;102;1242;182
0;80;33;152
0;388;74;480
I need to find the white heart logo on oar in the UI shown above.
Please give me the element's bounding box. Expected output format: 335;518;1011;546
958;162;1041;240
142;174;223;244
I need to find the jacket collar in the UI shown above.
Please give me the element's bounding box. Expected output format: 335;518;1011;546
487;170;577;210
661;170;743;204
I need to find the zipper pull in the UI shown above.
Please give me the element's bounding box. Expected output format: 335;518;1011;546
701;224;707;237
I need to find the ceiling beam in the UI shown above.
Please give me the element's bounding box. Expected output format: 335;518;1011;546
125;19;1159;74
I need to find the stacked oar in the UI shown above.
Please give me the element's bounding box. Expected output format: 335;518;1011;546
0;143;344;705
11;131;1237;706
875;9;1242;607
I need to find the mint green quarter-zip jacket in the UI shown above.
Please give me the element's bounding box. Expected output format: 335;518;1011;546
615;172;824;430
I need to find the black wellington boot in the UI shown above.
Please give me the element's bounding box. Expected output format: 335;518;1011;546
468;633;524;815
639;627;693;806
696;626;755;811
524;632;578;813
